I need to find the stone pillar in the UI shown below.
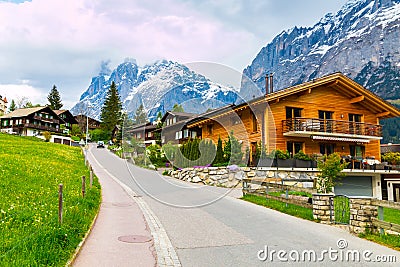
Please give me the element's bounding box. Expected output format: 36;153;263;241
349;197;378;234
312;193;334;224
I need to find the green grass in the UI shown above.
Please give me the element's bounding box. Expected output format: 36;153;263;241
383;208;400;224
241;194;315;221
358;208;400;251
0;133;101;266
359;232;400;251
268;190;312;198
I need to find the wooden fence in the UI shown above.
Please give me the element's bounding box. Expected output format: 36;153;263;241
371;199;400;234
242;178;316;208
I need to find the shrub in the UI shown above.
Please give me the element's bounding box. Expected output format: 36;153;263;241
317;153;348;193
274;149;290;159
293;150;312;161
382;152;400;165
42;131;51;142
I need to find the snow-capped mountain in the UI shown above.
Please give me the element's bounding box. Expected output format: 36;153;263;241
71;59;238;120
241;0;400;101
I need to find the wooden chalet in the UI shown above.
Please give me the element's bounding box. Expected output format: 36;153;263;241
0;106;62;136
74;114;101;132
54;110;78;133
187;73;400;199
156;111;201;145
127;122;158;146
188;72;400;162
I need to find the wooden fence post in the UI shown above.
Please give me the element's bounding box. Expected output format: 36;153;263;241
82;176;86;197
58;184;63;225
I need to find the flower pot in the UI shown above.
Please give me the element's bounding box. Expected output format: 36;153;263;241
295;159;311;168
257;158;275;167
277;158;294;168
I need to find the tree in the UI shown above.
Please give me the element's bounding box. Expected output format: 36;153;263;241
172;103;184;112
316;153;348;193
213;136;224;165
133;104;147;125
9;99;16;112
47;85;63;110
100;81;122;133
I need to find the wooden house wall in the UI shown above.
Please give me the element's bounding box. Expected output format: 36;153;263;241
197;84;382;160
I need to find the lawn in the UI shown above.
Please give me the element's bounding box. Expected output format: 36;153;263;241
0;133;101;266
241;194;315;221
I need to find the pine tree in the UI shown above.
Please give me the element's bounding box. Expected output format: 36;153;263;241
172;103;184;112
9;99;16;112
47;85;63;110
133;104;148;125
213;136;224;164
100;81;122;133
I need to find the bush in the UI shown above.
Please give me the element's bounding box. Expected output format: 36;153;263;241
274;149;290;159
382;152;400;165
293;150;311;161
42;131;51;142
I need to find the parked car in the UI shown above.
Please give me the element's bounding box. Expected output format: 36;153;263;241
97;141;105;148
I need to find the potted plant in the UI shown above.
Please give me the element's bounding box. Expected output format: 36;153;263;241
293;150;312;168
274;149;294;167
258;147;276;167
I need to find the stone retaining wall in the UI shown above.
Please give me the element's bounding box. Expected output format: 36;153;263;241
349;197;378;234
169;166;317;188
312;194;334;224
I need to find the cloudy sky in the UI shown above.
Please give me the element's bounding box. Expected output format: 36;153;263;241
0;0;348;109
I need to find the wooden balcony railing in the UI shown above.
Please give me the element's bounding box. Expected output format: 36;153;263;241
33;116;60;124
16;123;62;133
282;118;382;138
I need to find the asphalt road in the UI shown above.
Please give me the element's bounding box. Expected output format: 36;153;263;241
89;146;400;266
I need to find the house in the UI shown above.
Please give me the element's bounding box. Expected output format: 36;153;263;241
0;95;8;115
54;110;78;134
381;143;400;154
74;114;101;132
126;122;158;146
155;111;201;145
0;106;62;136
187;72;400;199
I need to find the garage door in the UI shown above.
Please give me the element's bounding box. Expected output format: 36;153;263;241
334;176;372;197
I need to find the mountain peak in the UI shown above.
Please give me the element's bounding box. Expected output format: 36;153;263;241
71;60;239;121
240;0;400;101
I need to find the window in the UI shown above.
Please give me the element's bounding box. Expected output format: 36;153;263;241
320;143;335;155
207;125;213;135
286;107;302;119
191;131;197;138
178;131;183;139
172;117;177;124
287;142;303;157
349;114;363;134
319;111;333;132
175;132;179;140
350;145;364;160
183;129;189;138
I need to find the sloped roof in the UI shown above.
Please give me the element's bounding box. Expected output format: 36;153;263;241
0;106;47;119
188;72;400;127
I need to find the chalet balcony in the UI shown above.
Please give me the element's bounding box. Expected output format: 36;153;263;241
33;115;60;124
16;123;62;133
282;118;382;141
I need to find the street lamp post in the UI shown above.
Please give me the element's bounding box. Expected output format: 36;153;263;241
85;104;93;146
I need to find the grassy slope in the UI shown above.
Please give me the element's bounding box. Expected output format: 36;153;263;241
0;134;101;266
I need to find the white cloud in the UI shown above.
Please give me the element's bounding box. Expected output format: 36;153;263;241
0;0;348;109
0;83;46;107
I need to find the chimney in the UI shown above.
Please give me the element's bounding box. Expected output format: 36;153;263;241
265;74;269;96
270;73;274;93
